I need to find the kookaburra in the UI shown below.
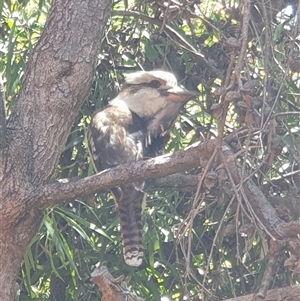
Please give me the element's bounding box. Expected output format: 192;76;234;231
87;70;196;266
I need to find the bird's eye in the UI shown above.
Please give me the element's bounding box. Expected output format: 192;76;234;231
149;80;161;88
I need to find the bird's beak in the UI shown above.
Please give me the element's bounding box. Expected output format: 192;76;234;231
165;85;199;103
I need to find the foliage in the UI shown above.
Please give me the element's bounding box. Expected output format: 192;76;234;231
1;0;299;300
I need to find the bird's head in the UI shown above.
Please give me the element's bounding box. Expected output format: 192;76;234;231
109;70;197;119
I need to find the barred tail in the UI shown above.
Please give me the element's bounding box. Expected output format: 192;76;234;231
112;186;144;267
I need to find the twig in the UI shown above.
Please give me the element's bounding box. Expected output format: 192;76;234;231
257;240;283;298
273;111;300;117
216;0;252;145
111;10;224;79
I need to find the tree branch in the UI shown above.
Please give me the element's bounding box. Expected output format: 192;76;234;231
5;0;111;185
222;285;300;301
34;140;300;242
146;173;198;193
91;266;144;301
0;2;112;297
0;80;6;150
36;141;205;208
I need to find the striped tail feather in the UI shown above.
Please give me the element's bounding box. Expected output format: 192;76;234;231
112;185;144;267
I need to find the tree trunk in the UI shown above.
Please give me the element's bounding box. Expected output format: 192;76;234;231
0;0;111;299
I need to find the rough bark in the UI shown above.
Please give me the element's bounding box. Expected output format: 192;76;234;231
91;266;144;301
0;81;6;150
0;0;111;300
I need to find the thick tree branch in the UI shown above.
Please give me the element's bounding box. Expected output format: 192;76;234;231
34;140;300;242
37;141;205;208
5;0;111;186
1;0;111;225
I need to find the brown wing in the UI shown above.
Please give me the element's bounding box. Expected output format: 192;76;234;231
87;105;145;171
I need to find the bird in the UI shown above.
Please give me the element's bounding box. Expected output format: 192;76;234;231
87;70;196;266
